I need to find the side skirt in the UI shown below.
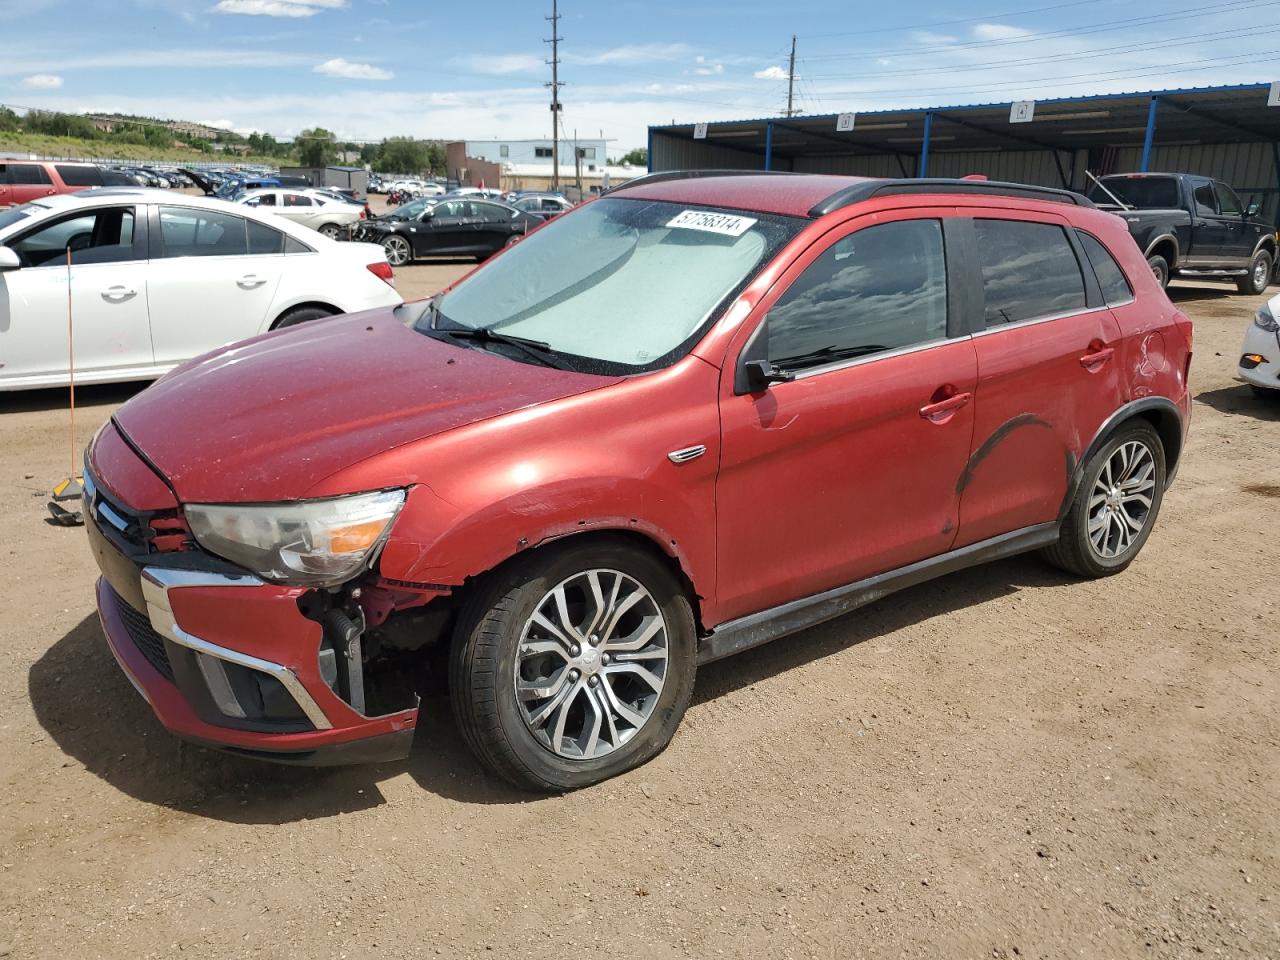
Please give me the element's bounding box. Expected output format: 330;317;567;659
697;522;1060;665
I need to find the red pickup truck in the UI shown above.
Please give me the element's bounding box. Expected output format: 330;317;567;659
0;160;109;206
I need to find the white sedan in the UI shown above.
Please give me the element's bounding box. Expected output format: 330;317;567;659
237;188;363;239
0;188;401;391
1239;291;1280;399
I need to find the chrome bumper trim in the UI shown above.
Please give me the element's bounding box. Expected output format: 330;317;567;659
140;567;334;731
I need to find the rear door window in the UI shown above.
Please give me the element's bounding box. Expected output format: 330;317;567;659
767;218;948;371
7;163;52;185
1077;232;1133;305
247;218;285;255
157;206;249;258
283;193;313;207
1192;183;1217;216
973;219;1086;326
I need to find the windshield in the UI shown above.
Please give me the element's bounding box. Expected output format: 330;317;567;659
1088;176;1179;209
0;203;41;233
421;197;802;374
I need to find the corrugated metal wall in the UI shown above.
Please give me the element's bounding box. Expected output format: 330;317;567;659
654;130;1280;225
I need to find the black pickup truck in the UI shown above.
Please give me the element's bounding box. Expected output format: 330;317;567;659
1085;172;1276;294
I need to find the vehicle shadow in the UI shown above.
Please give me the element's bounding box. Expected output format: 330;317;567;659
1166;284;1235;304
29;555;1074;822
694;555;1073;704
0;381;148;414
1194;384;1280;421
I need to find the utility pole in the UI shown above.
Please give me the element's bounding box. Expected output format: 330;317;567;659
785;34;797;118
545;0;564;191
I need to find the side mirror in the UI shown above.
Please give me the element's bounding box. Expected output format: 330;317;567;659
741;359;795;393
1244;201;1261;218
0;246;20;272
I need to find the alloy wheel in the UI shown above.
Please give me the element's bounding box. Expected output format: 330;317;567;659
383;235;411;266
514;569;669;760
1087;440;1156;559
1253;257;1269;290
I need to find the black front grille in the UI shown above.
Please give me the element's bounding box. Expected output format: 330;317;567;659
112;589;175;683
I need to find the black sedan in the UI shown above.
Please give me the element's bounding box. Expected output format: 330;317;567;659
359;198;542;265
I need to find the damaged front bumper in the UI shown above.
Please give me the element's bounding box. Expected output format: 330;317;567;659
88;472;418;766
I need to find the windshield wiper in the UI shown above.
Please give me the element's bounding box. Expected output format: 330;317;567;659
771;343;887;368
438;325;571;370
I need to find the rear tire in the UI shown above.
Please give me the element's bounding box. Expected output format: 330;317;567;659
1237;249;1273;295
318;223;343;240
449;539;697;792
1042;421;1166;579
1147;254;1170;289
272;305;335;329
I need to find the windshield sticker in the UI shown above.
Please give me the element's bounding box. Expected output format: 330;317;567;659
666;210;758;237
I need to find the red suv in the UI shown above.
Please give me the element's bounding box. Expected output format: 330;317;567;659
84;173;1192;790
0;161;108;206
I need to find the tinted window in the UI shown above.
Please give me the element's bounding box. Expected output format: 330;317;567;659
472;202;512;223
1214;182;1241;216
11;207;135;267
1078;232;1133;305
1087;176;1178;209
975;219;1086;325
767;219;948;370
1192;183;1217;216
8;163;52;186
434;200;469;218
55;165;103;187
284;235;312;254
253;193;277;206
158;206;249;257
283;193;313;207
247;219;285;255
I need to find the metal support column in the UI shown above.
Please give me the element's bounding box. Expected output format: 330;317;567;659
764;121;773;171
1272;141;1280;231
1139;97;1159;173
646;128;653;173
920;112;933;178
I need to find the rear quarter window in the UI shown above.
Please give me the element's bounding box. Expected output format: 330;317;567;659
1077;232;1133;305
55;165;104;187
974;219;1087;326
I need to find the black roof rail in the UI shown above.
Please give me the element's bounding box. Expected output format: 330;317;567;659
810;178;1094;217
605;168;793;195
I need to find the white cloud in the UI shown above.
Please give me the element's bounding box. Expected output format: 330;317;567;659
693;56;724;76
971;23;1032;40
754;65;788;80
22;73;63;88
566;43;694;66
452;53;544;76
212;0;345;17
313;57;393;80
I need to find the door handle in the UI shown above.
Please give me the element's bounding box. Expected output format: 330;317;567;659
236;275;267;289
101;285;137;302
919;391;972;423
1079;346;1115;369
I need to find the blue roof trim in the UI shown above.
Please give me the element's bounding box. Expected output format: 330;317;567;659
648;81;1274;130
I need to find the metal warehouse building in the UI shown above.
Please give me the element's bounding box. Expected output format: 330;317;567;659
648;83;1280;227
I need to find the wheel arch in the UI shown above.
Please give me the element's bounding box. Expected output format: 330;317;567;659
269;300;342;330
1144;234;1179;267
1059;397;1184;521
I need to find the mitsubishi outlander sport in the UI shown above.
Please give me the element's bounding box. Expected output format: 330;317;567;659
83;172;1193;791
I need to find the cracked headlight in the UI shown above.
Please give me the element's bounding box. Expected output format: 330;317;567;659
185;489;406;587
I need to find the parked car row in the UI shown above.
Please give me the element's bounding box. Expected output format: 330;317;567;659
237;186;366;239
0;189;400;391
355;195;542;264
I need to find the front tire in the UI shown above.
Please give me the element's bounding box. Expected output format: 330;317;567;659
1237;249;1273;295
450;539;697;792
1042;421;1166;578
272;305;335;329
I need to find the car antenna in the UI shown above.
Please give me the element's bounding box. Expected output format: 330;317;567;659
1085;170;1130;211
47;246;84;527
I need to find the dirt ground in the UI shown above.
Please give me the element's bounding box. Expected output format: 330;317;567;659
1;275;1277;960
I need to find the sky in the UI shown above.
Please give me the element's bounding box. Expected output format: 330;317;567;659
0;0;1277;153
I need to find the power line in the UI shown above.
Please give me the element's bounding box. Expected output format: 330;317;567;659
801;23;1280;81
800;0;1113;39
800;0;1280;62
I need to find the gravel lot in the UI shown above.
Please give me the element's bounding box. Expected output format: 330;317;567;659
1;275;1276;959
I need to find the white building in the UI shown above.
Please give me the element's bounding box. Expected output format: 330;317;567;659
463;138;612;173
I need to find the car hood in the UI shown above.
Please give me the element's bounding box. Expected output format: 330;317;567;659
111;309;620;503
